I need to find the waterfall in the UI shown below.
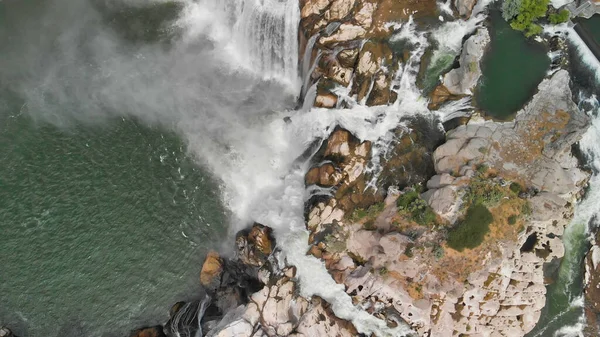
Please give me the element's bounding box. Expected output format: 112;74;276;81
202;0;301;89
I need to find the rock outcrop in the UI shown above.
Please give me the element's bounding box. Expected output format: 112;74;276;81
0;328;16;337
442;27;490;96
303;70;590;336
135;223;358;337
300;0;438;107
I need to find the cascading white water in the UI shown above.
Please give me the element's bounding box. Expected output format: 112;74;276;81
544;24;600;83
184;0;301;90
421;0;494;93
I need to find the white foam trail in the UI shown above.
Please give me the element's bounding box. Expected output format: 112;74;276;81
437;0;453;16
553;302;586;337
544;24;600;83
436;96;474;122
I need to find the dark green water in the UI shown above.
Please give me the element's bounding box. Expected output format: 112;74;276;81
579;15;600;46
476;10;550;119
0;105;226;337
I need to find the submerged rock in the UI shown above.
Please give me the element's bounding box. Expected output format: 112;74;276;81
0;328;16;337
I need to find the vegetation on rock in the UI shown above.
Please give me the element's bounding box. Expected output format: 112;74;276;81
502;0;549;37
447;204;494;251
397;186;437;226
549;9;570;24
463;176;507;208
350;202;385;222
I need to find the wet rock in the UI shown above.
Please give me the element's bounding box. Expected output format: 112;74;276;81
200;250;224;293
314;93;338;108
0;328;16;337
428;85;463;110
442;27;490;95
237;223;275;267
129;326;166;337
454;0;478;18
305;163;341;186
585;231;600;336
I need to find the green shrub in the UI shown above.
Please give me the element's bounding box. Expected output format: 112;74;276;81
350;202;385;221
447;204;494;251
549;9;570;24
521;201;532;216
502;0;523;21
398;188;437;226
433;245;445;260
507;0;550;37
364;218;377;231
414;206;437;226
396;187;421;209
405;245;414;257
508;215;518;225
509;182;522;194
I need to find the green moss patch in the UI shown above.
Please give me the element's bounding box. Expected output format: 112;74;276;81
447;204;494;251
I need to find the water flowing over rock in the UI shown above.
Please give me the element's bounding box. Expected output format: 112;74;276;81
299;0;438;107
301;70;590;336
442;27;490;96
211;0;300;84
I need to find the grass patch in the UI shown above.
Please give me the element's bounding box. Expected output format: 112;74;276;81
447;204;494;251
350;202;385;222
463;177;507;208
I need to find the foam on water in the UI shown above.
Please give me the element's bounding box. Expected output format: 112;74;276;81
544;24;600;83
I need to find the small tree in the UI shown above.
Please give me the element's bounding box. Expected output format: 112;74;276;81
502;0;523;21
549;9;570;24
505;0;550;37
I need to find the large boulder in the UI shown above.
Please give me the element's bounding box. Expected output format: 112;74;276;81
442;27;490;95
200;250;224;293
236;223;275;267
